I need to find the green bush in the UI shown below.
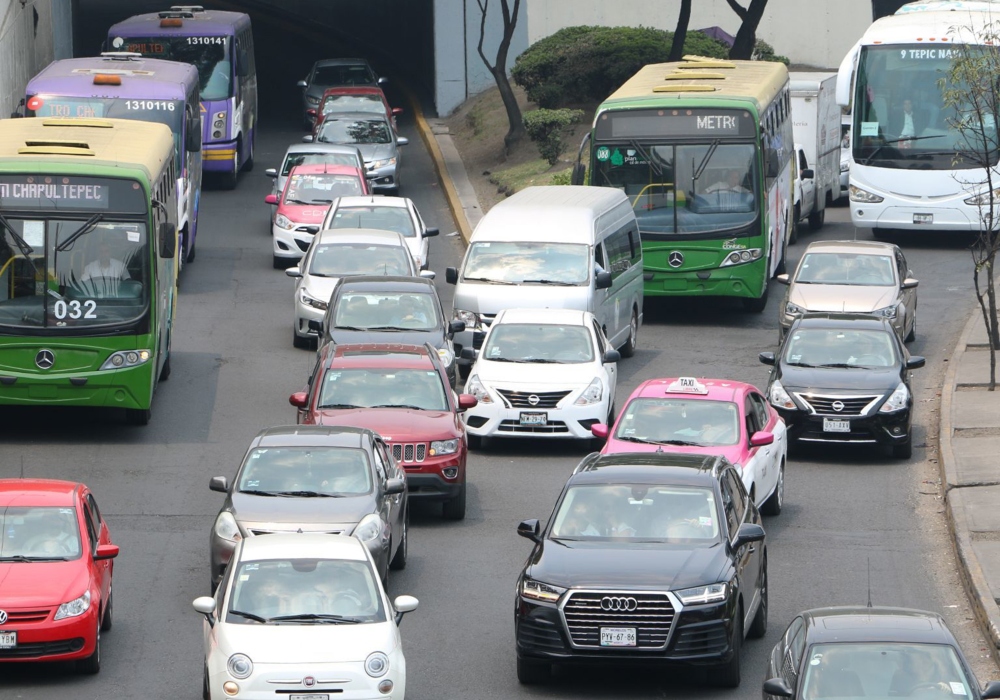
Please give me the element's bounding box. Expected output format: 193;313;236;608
753;39;790;65
549;170;573;186
523;108;585;165
512;26;730;108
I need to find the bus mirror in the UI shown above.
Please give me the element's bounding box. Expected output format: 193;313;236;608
186;119;202;152
571;163;586;186
159;222;177;259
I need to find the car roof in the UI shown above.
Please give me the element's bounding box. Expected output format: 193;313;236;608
254;424;373;449
314;58;372;68
790;313;895;332
800;606;957;645
0;479;80;507
237;532;369;562
333;195;411;209
570;452;726;486
629;377;755;403
495;308;590;326
471;186;629;244
335;275;435;292
326;343;436;370
801;240;898;255
314;228;407;246
284;143;362;157
288;163;364;176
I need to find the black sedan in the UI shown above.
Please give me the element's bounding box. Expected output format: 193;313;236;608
762;606;1000;700
759;313;924;459
515;452;767;687
208;425;407;587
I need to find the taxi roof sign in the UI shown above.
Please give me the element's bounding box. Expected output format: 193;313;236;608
666;377;709;395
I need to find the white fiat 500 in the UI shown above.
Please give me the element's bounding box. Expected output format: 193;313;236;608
462;308;619;446
193;533;418;700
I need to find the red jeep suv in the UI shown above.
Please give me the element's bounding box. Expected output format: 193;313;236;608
290;343;477;519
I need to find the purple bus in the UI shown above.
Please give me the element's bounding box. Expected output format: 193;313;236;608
24;53;204;268
107;5;257;189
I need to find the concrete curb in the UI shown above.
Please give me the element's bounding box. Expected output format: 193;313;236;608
939;306;1000;664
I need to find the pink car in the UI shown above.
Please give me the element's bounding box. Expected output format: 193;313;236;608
592;376;787;515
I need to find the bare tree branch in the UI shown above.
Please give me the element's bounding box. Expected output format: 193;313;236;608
725;0;749;21
476;0;494;72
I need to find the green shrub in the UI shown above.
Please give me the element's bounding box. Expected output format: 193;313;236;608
523;108;585;165
512;26;730;108
549;170;572;186
753;39;790;65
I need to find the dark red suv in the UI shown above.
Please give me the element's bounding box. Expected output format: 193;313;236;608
290;343;477;519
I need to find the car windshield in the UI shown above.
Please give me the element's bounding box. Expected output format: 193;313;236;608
795;252;896;286
550;484;720;542
0;506;82;560
285;173;363;204
784;328;898;368
614;398;741;447
317;118;391;145
328;206;416;238
463;241;590;285
322;94;384;117
319;367;448;410
484;323;594;363
332;292;439;331
227;558;385;624
282;152;362;176
237;447;372;496
313;65;375;87
310;243;412;277
799;643;972;700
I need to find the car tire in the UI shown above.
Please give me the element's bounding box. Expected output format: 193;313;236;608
101;590;113;632
748;560;768;639
458;363;472;381
125;408;150;426
905;312;916;343
442;482;467;520
808;208;825;231
390;510;408;571
203;665;211;700
760;460;784;516
516;656;551;685
619;308;638;358
710;606;741;688
273;255;290;270
774;234;788;276
77;619;101;675
892;439;912;460
292;331;313;350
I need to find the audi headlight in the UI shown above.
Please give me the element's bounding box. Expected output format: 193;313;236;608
227;653;253;679
100;349;151;370
274;213;294;230
465;374;492;404
785;301;806;317
437;347;454;367
720;248;763;267
520;578;566;603
54;590;91;620
300;289;328;310
575;378;603;405
365;652;389;678
430;438;459;456
769;379;797;410
880;382;909;413
454;309;479;328
965;188;1000;206
676;583;728;605
214;511;242;543
850;185;884;203
873;304;897;319
369;157;396;169
353;513;382;543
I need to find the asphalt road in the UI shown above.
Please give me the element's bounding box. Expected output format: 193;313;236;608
3;2;997;698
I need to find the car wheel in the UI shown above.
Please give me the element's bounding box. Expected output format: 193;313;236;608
760;460;784;516
710;606;741;687
77;619;101;675
774;233;788;276
516;656;551;685
100;590;113;632
892;439;912;460
619;308;638;358
905;311;916;343
808;207;825;231
458;363;472;381
124;408;150;426
390;511;408;571
292;330;314;350
442;482;466;520
748;560;768;639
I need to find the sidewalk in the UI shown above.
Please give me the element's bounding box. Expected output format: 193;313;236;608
941;309;1000;661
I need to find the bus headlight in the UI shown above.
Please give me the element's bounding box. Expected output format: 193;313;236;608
964;189;1000;206
850;185;884;203
100;350;151;370
720;248;763;267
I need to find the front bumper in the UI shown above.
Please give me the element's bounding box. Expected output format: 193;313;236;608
293;298;327;339
366;163;398;191
202;140;238;174
642;260;766;299
851;196;978;231
464;397;607;440
206;655;405;700
273;223;316;261
0;600;98;663
0;364;152;410
777;406;911;448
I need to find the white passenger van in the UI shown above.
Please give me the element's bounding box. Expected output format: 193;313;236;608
445;186;644;374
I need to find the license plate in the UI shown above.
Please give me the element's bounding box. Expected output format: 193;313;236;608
520;412;547;426
0;631;15;649
289;695;328;700
600;627;636;647
823;419;851;432
913;213;933;224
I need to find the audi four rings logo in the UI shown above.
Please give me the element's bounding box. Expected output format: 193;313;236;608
668;251;684;268
0;610;7;624
832;401;845;412
303;676;316;687
35;349;55;370
527;394;540;406
600;596;638;611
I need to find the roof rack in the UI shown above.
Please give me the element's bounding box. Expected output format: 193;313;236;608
170;4;205;12
99;51;144;61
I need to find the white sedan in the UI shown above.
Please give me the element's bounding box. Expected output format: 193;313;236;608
193;533;418;700
462;308;618;446
321;195;439;270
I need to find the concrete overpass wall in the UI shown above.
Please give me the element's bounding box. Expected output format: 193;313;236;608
0;0;72;116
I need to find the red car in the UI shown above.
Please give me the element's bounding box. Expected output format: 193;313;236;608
309;85;402;133
0;479;119;673
290;343;477;519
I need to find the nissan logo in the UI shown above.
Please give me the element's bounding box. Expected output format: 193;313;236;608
600;596;638;612
527;394;540;406
668;251;684;268
303;676;316;687
35;349;54;370
831;400;845;412
0;610;7;624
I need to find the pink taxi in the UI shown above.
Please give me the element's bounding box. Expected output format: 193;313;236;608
592;376;787;515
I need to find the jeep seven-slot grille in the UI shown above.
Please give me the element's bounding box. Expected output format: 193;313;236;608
496;389;571;409
391;442;426;463
563;592;675;649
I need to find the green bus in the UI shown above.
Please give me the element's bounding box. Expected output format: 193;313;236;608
573;57;794;311
0;117;179;424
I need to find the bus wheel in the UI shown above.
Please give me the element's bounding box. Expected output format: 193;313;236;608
774;235;787;276
125;408;150;426
221;149;239;190
186;238;197;263
159;355;171;382
743;282;769;313
789;204;800;244
241;133;255;172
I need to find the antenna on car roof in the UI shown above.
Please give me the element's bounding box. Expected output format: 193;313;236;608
866;557;873;608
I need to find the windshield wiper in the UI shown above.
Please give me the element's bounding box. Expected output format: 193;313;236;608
317;403;363;409
521;358;561;363
371;403;426;410
658;439;706;447
0;555;70;562
460;276;515;285
786;361;819;368
229;609;267;623
815;363;860;369
487;357;528;363
617;435;657;445
269;613;363;624
238;489;280;497
275;490;339;498
55;214;103;252
0;211;37;259
628;140;663;176
311;199;333;204
285;198;310;205
520;279;575;286
334;326;368;331
364;325;412;331
693;139;721;182
859;134;944;166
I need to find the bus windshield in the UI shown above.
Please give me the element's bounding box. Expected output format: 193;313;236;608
591;143;758;236
115;36;232;100
853;44;1000;169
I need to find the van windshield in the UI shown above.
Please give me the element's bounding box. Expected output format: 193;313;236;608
462;242;589;285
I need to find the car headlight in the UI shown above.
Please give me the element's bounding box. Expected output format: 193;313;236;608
365;651;389;678
368;157;397;169
841;161;850;172
769;379;797;410
880;382;909;413
228;653;253;679
274;213;294;230
575;378;603;405
965;188;1000;206
300;289;328;310
430;438;459;456
454;309;479;329
437;347;454;366
520;578;566;603
214;511;242;543
353;513;382;543
306;95;320;105
720;248;763;267
873;304;897;319
785;301;806;317
676;582;728;605
100;349;151;370
850;184;884;203
54;590;91;620
465;374;492;404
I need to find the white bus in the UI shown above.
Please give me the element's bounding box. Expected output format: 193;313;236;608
837;1;999;235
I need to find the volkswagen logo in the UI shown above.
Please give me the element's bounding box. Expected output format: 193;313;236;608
527;394;540;406
0;610;7;625
831;400;845;412
302;676;316;687
35;349;54;370
600;596;638;612
668;251;684;268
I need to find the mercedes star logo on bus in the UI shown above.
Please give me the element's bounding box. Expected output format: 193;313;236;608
600;596;638;611
668;251;684;268
35;349;55;370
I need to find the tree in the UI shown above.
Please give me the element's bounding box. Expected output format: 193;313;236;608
724;0;770;60
872;0;908;20
941;22;1000;388
668;0;692;62
476;0;525;153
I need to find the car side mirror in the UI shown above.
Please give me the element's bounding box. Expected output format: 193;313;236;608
94;543;120;561
393;594;418;625
801;168;815;180
265;168;277;178
289;391;308;409
186;120;202;152
457;394;478;411
308;319;324;334
981;681;1000;700
603;349;621;364
385;478;405;496
517;518;542;544
306;108;317;117
733;522;766;550
209;476;229;493
750;430;774;447
424;227;440;238
377;76;389;86
902;278;919;289
759;351;776;366
193;595;216;627
301;135;315;143
776;273;790;285
445;267;458;284
391;107;404;116
591;423;609;439
396;136;409;146
264;194;278;205
419;270;436;279
460;347;477;361
159;222;176;259
449;320;466;335
595;270;613;290
297;79;308;88
763;678;794;698
285;267;302;278
906;356;926;370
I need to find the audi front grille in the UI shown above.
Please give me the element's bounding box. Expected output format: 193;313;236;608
795;393;881;416
562;592;675;649
496;389;571;409
391;442;426;463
